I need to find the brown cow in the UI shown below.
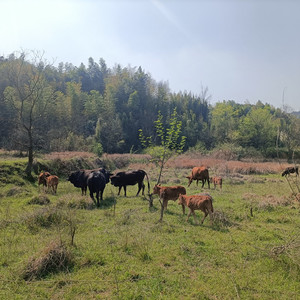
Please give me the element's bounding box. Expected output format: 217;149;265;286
186;166;210;188
178;194;214;225
38;172;51;187
210;176;222;190
46;175;59;194
153;184;186;213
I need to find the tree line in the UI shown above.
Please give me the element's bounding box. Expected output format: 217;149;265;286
0;51;300;169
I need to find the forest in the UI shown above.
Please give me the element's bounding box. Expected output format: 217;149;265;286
1;51;300;165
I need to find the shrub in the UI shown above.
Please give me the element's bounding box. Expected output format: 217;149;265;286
57;195;95;210
213;210;234;229
22;240;73;281
22;207;63;230
28;195;50;205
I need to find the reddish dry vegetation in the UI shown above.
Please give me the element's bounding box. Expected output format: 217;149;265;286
41;151;294;176
167;154;291;175
45;151;96;160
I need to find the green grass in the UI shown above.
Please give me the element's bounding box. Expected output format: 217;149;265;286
0;163;300;299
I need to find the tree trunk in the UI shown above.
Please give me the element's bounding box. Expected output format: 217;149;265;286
25;130;34;180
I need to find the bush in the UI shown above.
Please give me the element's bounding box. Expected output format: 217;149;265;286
22;240;73;281
23;207;64;230
28;195;50;205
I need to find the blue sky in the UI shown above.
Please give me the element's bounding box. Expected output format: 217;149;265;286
1;0;300;111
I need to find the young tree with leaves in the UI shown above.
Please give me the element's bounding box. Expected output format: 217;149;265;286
139;108;186;219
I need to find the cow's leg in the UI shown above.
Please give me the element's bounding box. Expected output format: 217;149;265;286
96;191;100;207
141;183;145;195
196;180;199;186
118;186;122;195
201;179;205;188
136;182;142;196
186;209;192;221
192;210;198;224
90;192;95;204
208;178;210;189
201;210;208;224
181;204;185;215
163;199;168;211
123;186;127;197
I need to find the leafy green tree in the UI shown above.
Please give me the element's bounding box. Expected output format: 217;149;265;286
277;111;300;160
139;108;186;219
211;101;238;145
237;106;278;153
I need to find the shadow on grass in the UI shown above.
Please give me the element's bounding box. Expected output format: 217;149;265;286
97;195;117;209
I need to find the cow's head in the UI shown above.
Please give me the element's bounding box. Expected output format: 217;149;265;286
152;184;161;195
67;170;82;185
110;175;120;186
100;168;111;184
38;172;51;186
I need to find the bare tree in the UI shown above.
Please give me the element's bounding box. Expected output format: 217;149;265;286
4;51;54;178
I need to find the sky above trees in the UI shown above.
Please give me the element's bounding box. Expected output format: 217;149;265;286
1;0;300;111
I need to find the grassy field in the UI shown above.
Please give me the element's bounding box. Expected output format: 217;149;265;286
0;152;300;299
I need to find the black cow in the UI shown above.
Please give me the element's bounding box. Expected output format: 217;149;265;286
282;166;299;177
110;169;150;197
67;168;102;195
87;168;111;207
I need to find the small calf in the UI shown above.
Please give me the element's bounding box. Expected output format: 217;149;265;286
46;175;59;194
153;184;186;213
210;176;222;190
178;194;214;225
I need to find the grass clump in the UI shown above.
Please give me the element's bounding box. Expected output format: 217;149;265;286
28;195;50;205
22;206;63;230
22;240;74;281
212;209;234;229
57;194;95;210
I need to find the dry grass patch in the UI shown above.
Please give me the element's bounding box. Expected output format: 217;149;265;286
57;194;95;210
28;195;50;205
45;151;96;160
243;193;291;209
102;153;151;170
258;195;292;210
22;206;64;230
22;240;73;281
166;153;287;175
213;209;234;228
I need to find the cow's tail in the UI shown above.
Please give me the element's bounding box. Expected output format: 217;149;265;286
144;171;151;195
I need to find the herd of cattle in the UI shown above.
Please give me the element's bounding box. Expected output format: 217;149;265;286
37;165;298;225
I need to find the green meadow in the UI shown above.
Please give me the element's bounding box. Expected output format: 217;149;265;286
0;154;300;299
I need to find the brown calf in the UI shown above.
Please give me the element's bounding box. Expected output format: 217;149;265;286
210;176;222;190
38;172;51;187
153;184;186;213
46;175;59;194
186;166;210;188
178;194;214;225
